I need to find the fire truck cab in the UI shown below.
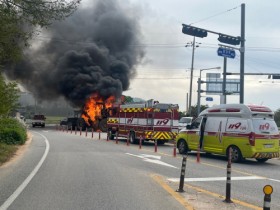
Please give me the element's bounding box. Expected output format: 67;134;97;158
107;99;180;144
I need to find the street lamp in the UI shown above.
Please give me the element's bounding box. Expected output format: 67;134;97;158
197;66;221;115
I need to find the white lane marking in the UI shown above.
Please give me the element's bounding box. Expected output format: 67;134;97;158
0;132;50;210
126;153;178;169
143;159;178;169
140;154;161;160
268;178;280;183
168;176;266;182
126;153;145;159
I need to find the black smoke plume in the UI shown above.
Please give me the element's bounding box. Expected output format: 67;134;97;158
5;0;144;107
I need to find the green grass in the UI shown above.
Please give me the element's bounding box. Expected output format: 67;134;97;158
0;143;18;166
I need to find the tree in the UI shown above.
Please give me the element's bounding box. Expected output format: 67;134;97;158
180;104;209;119
0;5;26;63
0;72;20;117
124;96;134;103
274;108;280;127
0;0;81;63
0;0;81;27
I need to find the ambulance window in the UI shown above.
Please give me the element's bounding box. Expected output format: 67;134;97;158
252;118;279;135
191;117;202;129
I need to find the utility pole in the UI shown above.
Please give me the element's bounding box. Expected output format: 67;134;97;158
240;3;245;103
188;36;195;116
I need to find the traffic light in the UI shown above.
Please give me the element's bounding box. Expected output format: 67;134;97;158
218;34;241;45
182;24;208;38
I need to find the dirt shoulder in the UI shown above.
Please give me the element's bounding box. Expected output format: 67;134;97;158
0;132;32;168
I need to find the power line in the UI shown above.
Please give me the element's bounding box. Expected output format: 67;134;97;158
33;35;280;52
189;5;241;25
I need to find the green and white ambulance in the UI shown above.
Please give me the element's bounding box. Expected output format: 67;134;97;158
176;104;280;162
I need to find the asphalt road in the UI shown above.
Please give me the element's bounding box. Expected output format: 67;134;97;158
0;125;279;210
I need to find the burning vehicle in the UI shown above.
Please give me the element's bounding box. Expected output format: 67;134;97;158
76;95;116;132
63;94;120;132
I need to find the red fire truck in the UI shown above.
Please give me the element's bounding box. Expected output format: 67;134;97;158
107;99;180;144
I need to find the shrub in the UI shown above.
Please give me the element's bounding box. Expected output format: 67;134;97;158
0;143;18;165
0;118;27;145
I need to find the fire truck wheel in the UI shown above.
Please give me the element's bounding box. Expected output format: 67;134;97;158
177;140;188;154
228;146;243;163
129;132;138;144
108;130;115;140
157;141;166;145
99;119;107;132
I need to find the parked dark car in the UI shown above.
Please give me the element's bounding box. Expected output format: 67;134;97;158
60;117;79;130
60;118;68;126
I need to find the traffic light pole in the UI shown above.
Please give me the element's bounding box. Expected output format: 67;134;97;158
183;3;246;104
222;57;227;104
197;78;201;115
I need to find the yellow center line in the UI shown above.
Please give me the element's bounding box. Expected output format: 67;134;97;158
150;174;194;210
151;173;262;210
185;183;262;210
143;147;267;210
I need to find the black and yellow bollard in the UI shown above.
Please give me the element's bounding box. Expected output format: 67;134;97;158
176;154;188;193
263;185;273;210
224;147;233;203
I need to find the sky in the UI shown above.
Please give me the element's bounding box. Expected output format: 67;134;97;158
16;0;280;113
120;0;280;112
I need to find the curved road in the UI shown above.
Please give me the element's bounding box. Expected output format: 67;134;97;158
0;127;184;210
0;126;280;209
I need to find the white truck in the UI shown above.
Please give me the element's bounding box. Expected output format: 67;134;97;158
31;114;46;128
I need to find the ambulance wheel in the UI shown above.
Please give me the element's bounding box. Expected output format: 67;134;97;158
256;158;269;163
228;146;243;163
129;132;138;144
177;140;188;154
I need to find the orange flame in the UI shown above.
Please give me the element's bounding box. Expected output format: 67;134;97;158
82;94;115;126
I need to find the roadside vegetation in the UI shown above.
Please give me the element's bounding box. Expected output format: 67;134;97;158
0;143;19;166
0;118;27;166
0;0;80;165
0;0;81;64
0;73;27;165
274;109;280;128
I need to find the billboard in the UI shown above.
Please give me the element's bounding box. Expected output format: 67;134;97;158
205;73;240;95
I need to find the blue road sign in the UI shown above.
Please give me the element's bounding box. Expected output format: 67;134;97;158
206;97;213;101
217;47;236;59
